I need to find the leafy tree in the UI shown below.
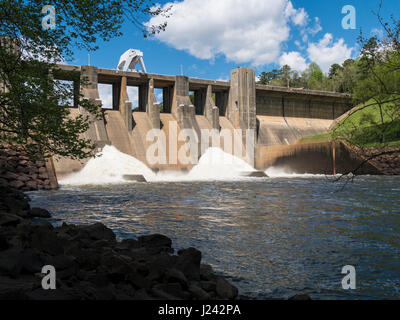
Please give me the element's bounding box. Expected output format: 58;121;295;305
328;63;343;79
0;0;169;159
303;62;324;90
257;69;282;85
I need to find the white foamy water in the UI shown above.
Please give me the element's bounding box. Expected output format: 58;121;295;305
60;146;257;186
59;145;156;185
155;147;256;182
265;166;330;178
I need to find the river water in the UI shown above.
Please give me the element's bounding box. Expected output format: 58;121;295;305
28;175;400;300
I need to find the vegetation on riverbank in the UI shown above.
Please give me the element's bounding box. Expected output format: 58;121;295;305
299;100;400;148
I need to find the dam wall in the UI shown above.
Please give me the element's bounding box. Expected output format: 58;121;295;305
50;64;353;177
255;142;381;175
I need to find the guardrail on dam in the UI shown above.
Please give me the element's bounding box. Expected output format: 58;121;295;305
51;64;356;177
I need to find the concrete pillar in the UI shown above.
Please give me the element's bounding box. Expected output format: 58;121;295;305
204;85;219;130
227;67;256;165
172;76;194;128
146;79;160;129
228;67;256;131
119;76;133;131
79;66;110;149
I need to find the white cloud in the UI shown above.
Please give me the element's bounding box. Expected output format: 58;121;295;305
146;0;309;66
371;28;384;39
284;2;308;27
98;85;139;109
98;83;113;109
307;33;354;73
279;51;308;72
127;87;139;108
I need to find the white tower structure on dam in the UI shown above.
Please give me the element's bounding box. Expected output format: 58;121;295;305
117;49;147;73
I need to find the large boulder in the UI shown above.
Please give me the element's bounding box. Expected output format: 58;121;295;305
138;234;172;251
215;276;238;299
175;247;202;281
30;208;51;218
0;213;22;227
78;223;116;242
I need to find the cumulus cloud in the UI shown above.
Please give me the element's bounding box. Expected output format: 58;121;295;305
284;1;308;26
307;33;354;73
146;0;309;66
279;51;308;72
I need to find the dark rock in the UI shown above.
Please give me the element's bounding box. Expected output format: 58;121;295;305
133;288;153;300
8;180;24;189
138;234;172;251
201;280;216;292
288;294;312;300
38;167;47;174
0;213;22;227
92;285;117;300
200;264;215;281
30;207;51;218
127;270;150;290
25;181;38;190
242;171;268;177
16;174;30;182
0;178;7;187
151;287;181;300
3;172;19;180
87;272;110;288
45;255;75;270
176;247;202;280
0;249;23;277
19;249;44;274
164;268;188;288
78;223;116;241
0;276;36;300
122;174;147;182
215;276;238;299
30;224;66;256
26;288;78;300
153;282;190;299
38;173;49;180
189;284;211;300
0;234;9;251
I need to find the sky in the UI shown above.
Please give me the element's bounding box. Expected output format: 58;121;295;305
66;0;400;107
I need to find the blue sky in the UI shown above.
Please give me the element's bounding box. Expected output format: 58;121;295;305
66;0;399;106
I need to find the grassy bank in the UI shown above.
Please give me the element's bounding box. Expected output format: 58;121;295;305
299;100;400;147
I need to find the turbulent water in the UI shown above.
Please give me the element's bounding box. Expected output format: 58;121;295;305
59;145;256;185
27;147;400;300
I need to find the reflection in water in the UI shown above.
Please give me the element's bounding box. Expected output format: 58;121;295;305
28;176;400;299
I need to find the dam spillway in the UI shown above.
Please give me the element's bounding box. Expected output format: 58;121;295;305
50;64;360;180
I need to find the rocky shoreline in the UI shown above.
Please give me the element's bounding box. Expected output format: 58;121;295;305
0;186;239;300
0;145;58;191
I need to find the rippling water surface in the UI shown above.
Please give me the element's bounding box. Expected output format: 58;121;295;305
28;176;400;300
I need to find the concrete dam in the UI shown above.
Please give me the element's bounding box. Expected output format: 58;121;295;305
51;64;370;180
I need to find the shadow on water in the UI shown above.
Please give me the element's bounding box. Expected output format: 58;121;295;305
28;176;400;300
